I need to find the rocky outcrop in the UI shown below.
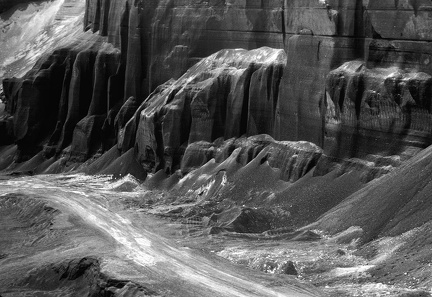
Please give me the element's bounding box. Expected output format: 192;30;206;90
325;60;432;159
0;0;86;82
3;0;432;178
134;47;286;173
3;35;122;161
78;0;432;153
5;3;432;293
181;135;323;182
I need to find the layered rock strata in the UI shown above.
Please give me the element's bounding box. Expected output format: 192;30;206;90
3;0;432;177
181;135;323;182
4;3;432;292
325;60;432;159
3;34;122;162
132;48;286;173
79;0;432;157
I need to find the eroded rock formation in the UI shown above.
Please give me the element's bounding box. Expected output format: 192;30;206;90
133;48;286;173
4;2;432;295
2;0;432;234
3;35;122;162
325;60;432;158
4;0;432;170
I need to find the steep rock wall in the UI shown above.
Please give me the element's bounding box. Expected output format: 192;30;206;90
79;0;432;156
133;48;286;173
3;32;122;161
4;0;432;172
325;60;432;159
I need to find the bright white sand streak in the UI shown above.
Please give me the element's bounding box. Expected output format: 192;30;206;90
0;175;319;297
0;0;84;81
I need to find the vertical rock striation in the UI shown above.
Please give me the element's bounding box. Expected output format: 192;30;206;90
3;33;122;162
133;48;286;173
325;60;432;159
3;0;432;175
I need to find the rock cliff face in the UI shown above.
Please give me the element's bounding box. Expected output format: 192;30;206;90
80;0;432;156
325;60;432;159
2;1;432;218
3;0;432;167
5;3;432;294
132;48;286;173
3;34;122;161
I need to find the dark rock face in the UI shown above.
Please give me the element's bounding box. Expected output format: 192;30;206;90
3;1;432;181
5;3;432;294
365;1;432;41
1;0;432;172
81;0;432;162
325;60;432;159
3;33;122;162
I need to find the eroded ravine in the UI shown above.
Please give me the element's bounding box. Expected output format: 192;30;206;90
0;174;323;297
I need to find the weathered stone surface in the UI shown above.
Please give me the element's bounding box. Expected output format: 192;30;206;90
285;0;339;36
69;115;106;161
2;31;122;161
114;96;141;152
133;47;286;173
5;3;432;294
181;135;323;182
4;0;432;177
84;0;285;97
0;0;86;83
364;0;432;40
325;60;432;158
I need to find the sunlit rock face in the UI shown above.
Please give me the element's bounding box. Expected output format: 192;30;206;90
0;0;43;13
4;3;432;295
78;0;432;162
84;0;285;101
3;0;432;173
0;0;85;81
181;134;323;182
133;48;286;173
